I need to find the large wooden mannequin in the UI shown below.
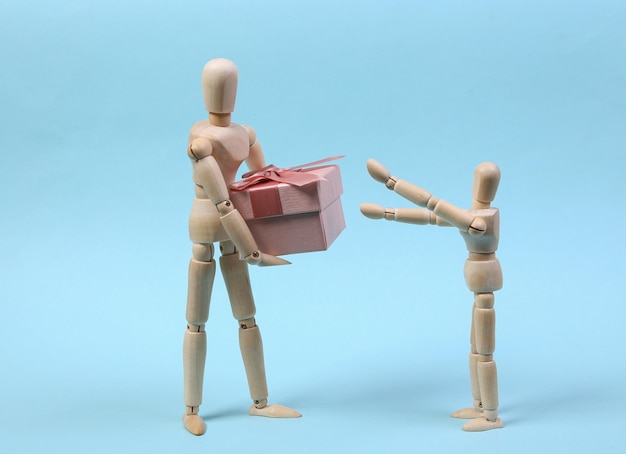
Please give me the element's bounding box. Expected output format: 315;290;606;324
183;58;300;436
361;159;503;432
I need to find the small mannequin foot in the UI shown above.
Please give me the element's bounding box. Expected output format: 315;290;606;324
461;417;503;432
249;403;302;418
183;413;206;436
451;407;482;419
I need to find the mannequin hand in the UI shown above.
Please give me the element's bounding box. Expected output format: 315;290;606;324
360;203;387;219
245;251;291;266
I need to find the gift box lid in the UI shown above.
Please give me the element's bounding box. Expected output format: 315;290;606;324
230;164;344;220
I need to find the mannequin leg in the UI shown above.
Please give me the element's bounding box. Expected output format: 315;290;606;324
183;243;216;435
461;292;503;431
219;240;301;418
451;302;482;419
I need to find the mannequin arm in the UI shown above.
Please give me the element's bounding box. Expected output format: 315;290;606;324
243;125;266;171
365;159;485;235
189;138;290;266
360;203;451;226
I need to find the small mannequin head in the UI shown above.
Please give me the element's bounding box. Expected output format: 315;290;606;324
472;162;500;206
201;58;238;114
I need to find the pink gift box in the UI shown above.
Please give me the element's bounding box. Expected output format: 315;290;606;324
229;164;345;256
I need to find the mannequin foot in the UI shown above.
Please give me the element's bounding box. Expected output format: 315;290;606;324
451;407;482;419
461;417;503;432
249;403;302;418
183;413;206;436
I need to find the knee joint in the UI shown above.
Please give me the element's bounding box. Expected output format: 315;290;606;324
239;318;256;329
187;323;205;333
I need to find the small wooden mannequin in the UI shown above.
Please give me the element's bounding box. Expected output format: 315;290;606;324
183;58;300;436
361;159;503;432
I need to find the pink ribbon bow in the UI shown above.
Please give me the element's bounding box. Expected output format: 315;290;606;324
230;155;345;191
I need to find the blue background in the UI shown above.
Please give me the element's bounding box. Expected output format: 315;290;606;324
2;1;625;452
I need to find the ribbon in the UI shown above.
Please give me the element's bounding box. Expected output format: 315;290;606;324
230;155;345;191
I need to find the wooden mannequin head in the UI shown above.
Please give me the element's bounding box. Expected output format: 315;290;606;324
201;58;238;114
472;162;500;206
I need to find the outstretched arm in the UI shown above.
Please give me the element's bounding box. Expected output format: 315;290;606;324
189;137;290;266
365;159;486;235
360;203;451;226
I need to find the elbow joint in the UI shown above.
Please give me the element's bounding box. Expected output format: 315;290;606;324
216;199;235;215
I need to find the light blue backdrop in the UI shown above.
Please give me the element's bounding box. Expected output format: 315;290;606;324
1;1;624;452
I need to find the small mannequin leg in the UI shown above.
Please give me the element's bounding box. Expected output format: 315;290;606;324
220;241;301;418
183;243;216;435
238;318;268;403
460;292;503;431
451;303;483;420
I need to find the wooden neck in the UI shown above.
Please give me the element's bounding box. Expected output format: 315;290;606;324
209;113;231;126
